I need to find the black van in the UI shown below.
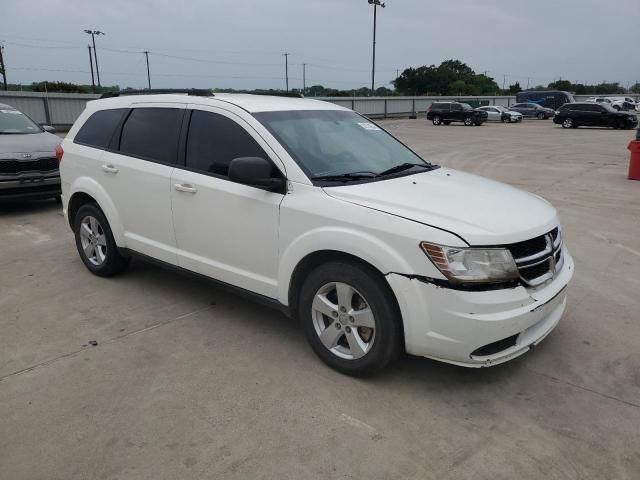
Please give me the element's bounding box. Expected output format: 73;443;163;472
516;91;575;110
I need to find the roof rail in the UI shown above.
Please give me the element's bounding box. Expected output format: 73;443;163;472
99;89;213;99
225;91;305;99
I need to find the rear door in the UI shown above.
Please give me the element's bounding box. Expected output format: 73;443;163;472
100;103;185;264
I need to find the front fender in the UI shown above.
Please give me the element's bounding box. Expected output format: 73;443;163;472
68;176;126;246
277;226;414;305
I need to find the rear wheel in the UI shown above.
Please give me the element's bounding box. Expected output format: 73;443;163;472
298;261;402;376
432;115;442;126
562;118;574;129
74;203;130;277
464;117;474;126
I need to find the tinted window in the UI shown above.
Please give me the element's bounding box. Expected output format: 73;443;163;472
186;110;268;177
432;103;447;110
75;108;127;148
451;103;462;112
118;108;182;163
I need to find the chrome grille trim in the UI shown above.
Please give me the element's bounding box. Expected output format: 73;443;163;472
507;228;563;287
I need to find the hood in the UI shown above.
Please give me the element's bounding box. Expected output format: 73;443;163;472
323;168;558;246
0;131;60;156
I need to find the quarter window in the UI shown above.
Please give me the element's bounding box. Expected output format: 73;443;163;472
75;108;127;149
118;108;182;164
185;110;269;177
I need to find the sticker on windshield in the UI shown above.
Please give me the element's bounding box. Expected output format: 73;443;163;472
358;122;381;131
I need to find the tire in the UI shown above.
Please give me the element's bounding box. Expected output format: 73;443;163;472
561;118;574;129
432;115;442;126
464;117;473;126
73;203;130;277
537;112;545;120
298;261;402;376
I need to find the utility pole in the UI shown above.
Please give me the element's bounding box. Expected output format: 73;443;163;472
0;43;7;91
87;45;96;93
368;0;386;96
302;63;306;95
282;53;290;92
84;30;104;88
502;74;506;91
144;51;151;89
526;77;530;89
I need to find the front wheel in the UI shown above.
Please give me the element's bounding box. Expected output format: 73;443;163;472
74;203;130;277
432;115;442;126
537;112;545;120
298;261;402;376
562;118;574;129
464;117;474;126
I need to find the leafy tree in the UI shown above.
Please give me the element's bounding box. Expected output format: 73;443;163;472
631;83;640;94
507;82;522;94
547;80;573;91
393;60;499;96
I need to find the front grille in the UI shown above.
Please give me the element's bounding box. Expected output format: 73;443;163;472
506;227;563;287
0;157;58;175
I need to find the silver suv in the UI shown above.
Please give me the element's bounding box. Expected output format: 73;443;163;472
0;103;61;201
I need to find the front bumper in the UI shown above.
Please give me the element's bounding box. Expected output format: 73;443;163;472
387;249;574;367
0;175;61;201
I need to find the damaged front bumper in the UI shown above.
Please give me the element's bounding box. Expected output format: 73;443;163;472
387;249;574;367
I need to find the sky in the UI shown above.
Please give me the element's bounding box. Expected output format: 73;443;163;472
1;0;639;91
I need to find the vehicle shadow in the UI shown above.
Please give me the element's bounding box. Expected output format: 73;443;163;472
0;198;61;216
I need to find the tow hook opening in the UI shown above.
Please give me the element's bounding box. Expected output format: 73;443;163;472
471;334;519;358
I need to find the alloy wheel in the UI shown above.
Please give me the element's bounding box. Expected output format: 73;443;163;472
311;282;376;360
79;216;108;266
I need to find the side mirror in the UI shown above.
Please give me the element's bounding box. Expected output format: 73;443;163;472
41;125;56;133
228;157;285;192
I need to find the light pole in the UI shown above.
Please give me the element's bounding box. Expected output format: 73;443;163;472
368;0;385;96
83;30;104;88
283;53;290;92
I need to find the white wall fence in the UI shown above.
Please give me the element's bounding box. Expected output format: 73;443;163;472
1;90;638;127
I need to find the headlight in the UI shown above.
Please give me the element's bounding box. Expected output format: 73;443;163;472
420;242;519;284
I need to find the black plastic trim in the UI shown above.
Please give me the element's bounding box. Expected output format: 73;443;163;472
118;248;292;317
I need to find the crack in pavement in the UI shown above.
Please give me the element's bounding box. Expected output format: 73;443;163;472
0;305;214;382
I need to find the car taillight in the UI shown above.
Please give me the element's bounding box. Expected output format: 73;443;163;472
55;144;64;164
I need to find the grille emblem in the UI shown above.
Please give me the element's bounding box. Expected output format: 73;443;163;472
22;153;33;159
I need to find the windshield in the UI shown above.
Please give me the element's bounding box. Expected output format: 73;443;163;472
601;103;617;113
461;103;473;111
254;110;432;181
0;108;42;134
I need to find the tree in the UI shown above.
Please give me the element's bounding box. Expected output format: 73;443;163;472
507;82;522;94
548;80;573;91
393;60;499;96
631;83;640;94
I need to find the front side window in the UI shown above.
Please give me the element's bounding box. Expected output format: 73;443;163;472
451;104;462;112
0;108;42;134
75;108;127;148
118;108;182;164
255;110;432;180
185;110;269;177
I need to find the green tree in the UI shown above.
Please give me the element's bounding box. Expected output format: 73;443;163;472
631;83;640;94
547;80;573;91
507;82;522;94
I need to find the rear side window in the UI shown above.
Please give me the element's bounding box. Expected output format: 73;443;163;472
118;108;182;164
185;110;268;177
74;108;127;149
432;103;446;110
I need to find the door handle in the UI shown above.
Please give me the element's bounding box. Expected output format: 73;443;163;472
174;183;197;194
102;164;119;174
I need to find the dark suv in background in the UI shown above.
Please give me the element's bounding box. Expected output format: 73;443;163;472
0;103;61;201
509;103;556;119
427;102;488;126
553;102;638;130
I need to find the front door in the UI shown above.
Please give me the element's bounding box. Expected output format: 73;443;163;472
170;106;286;298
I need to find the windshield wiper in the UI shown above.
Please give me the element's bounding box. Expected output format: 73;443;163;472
378;162;433;176
312;172;378;182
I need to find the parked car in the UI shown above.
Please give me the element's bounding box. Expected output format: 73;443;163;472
0;103;61;201
585;97;637;112
509;103;556;119
516;91;575;110
426;102;488;126
477;106;523;123
60;92;573;375
554;102;638;129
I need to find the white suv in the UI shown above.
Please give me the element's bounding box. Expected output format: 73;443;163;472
60;91;574;375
